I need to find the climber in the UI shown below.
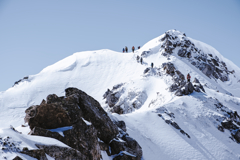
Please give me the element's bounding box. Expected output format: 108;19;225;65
140;57;143;64
151;63;154;68
187;73;191;82
138;46;140;49
125;46;128;53
123;48;125;53
132;46;135;53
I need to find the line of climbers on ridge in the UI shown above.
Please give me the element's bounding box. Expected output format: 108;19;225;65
123;46;141;53
136;55;192;83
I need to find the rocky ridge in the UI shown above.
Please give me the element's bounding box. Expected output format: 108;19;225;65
13;87;142;160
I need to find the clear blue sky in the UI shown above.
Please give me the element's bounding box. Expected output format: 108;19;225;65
0;0;240;91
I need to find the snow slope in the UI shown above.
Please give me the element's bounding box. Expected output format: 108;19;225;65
1;29;240;159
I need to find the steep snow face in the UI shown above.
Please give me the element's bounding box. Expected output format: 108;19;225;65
1;30;240;160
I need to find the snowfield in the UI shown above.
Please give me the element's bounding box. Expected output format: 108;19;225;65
1;29;240;159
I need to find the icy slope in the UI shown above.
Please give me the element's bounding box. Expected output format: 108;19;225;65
1;30;240;159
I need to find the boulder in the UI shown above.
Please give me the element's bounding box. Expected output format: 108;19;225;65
20;149;47;160
115;121;127;132
178;49;187;57
162;62;175;76
65;87;119;143
13;156;23;160
30;118;101;159
36;144;87;160
25;104;71;130
109;136;142;160
221;120;238;130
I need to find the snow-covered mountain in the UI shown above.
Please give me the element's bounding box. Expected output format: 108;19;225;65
1;29;240;159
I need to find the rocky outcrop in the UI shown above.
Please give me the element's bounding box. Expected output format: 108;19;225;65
103;84;148;114
162;62;204;96
65;87;119;143
20;148;47;160
36;144;87;160
160;30;234;82
13;76;29;87
23;87;142;159
212;99;240;143
25;104;71;130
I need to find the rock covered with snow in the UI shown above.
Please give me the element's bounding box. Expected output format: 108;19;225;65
103;83;147;114
160;30;234;82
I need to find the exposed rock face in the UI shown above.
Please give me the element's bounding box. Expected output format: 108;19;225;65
24;87;142;159
13;76;29;87
20;149;47;160
160;30;234;82
65;87;119;143
162;62;204;96
103;84;148;114
36;144;87;160
25;104;71;130
110;131;142;160
114;120;127;132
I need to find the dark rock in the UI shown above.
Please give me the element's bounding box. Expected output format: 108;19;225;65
165;120;171;124
211;59;219;66
25;104;71;130
110;139;126;155
65;87;119;144
30;120;101;159
218;125;224;132
110;136;142;160
162;62;175;76
169;83;179;92
107;93;119;107
99;141;109;151
113;83;124;90
144;68;150;74
175;89;183;96
115;121;127;132
221;120;238;130
178;49;187;57
187;82;194;93
171;122;180;129
103;89;112;99
46;94;63;104
233;130;240;143
112;105;124;115
13;156;23;160
30;127;64;142
36;144;87;160
21;149;47;160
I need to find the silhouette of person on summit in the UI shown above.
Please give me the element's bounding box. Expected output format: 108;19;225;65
132;46;135;53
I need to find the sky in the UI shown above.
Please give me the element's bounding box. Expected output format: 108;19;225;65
0;0;240;91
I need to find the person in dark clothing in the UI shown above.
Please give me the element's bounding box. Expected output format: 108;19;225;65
123;48;125;53
151;63;154;68
140;57;143;64
138;46;140;49
125;46;128;53
187;73;191;82
132;46;135;53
